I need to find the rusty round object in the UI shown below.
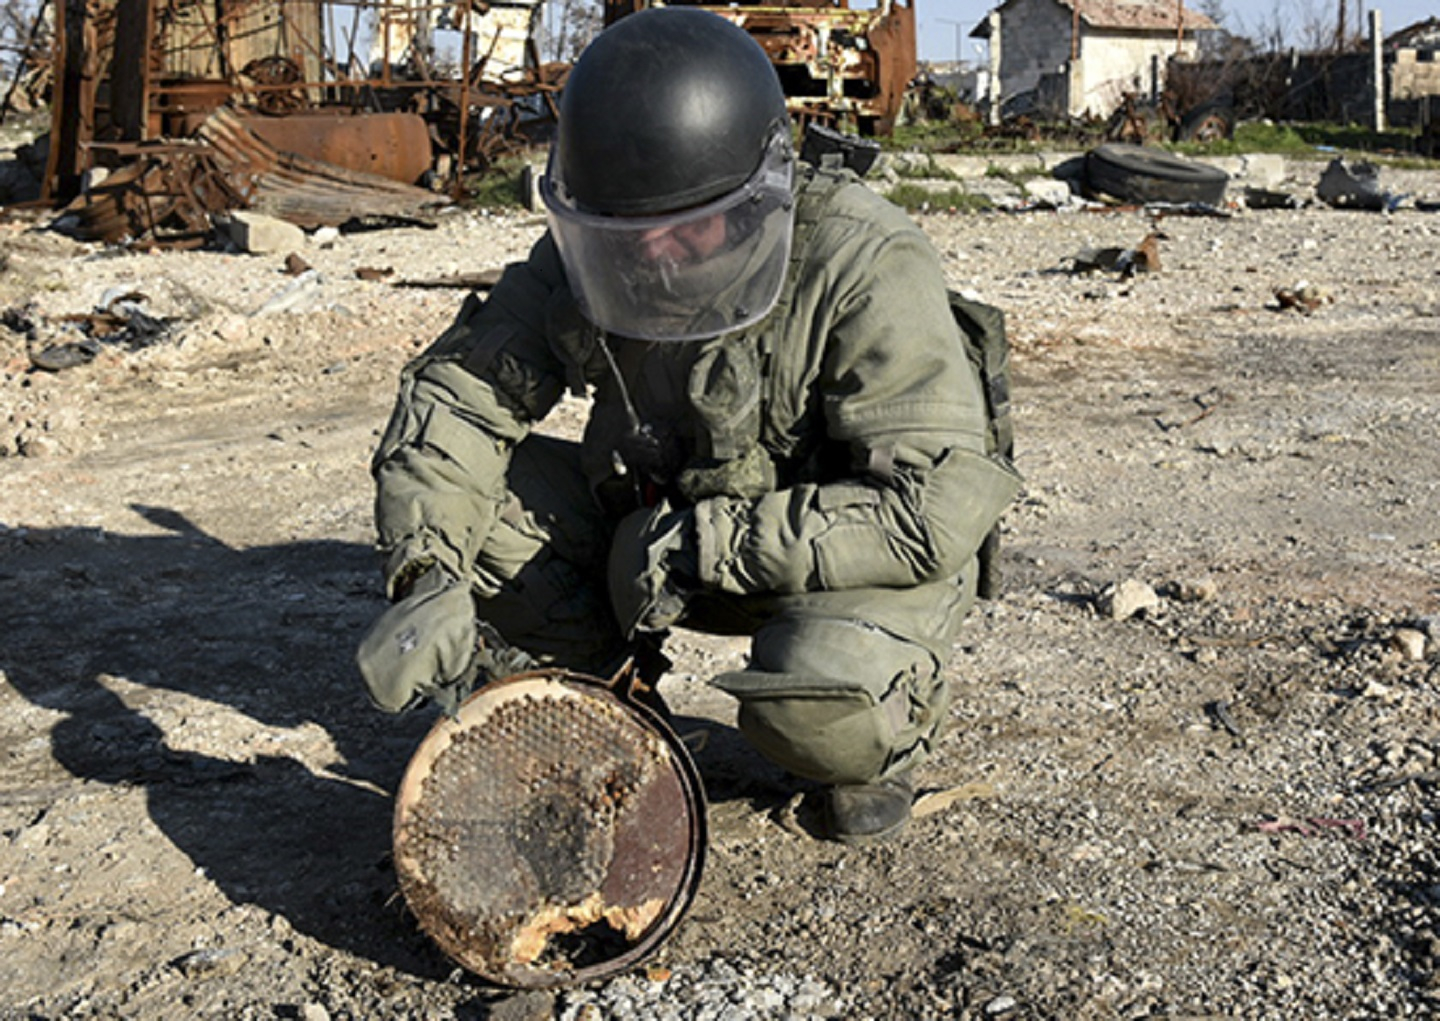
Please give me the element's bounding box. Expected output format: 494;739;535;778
392;669;706;988
241;56;305;117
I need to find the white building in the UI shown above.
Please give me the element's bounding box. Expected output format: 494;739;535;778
973;0;1217;119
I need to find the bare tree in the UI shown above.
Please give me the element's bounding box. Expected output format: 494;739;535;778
1;0;51;115
1291;0;1364;53
0;0;43;76
545;0;600;63
1197;0;1226;27
1223;0;1368;55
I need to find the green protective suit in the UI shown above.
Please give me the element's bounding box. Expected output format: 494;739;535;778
370;163;1021;785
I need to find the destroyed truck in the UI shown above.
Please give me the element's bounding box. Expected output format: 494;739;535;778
603;0;917;136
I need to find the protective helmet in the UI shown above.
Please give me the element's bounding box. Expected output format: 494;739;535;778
541;8;797;341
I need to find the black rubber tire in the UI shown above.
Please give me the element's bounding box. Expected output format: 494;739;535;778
1083;143;1229;205
1176;102;1235;143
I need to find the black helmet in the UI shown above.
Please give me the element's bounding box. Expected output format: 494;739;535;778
555;7;791;216
540;8;798;341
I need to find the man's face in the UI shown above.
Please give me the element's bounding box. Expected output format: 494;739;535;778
635;213;728;267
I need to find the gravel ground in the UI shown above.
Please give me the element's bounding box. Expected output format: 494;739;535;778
3;134;1440;1020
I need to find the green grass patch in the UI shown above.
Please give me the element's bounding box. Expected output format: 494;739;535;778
1172;121;1436;166
985;164;1050;185
462;156;532;209
887;119;992;154
1173;120;1315;156
885;123;961;152
884;182;991;213
891;154;958;180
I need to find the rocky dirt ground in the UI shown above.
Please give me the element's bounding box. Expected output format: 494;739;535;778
3;135;1440;1020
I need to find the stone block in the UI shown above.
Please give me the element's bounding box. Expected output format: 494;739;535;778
216;211;305;255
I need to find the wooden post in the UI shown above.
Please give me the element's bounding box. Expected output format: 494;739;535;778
111;0;154;140
454;0;473;198
42;0;96;202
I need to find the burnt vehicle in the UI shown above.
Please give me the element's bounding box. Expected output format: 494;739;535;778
602;0;917;136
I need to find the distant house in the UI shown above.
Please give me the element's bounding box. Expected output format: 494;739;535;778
973;0;1217;119
1388;17;1440;112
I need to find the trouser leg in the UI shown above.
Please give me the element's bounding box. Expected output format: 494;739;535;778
705;569;976;786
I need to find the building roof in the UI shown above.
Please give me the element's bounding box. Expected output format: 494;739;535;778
1386;17;1440;51
973;0;1218;36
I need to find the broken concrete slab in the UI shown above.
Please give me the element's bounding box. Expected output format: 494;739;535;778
214;211;306;255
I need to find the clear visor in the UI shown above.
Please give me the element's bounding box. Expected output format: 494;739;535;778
541;135;795;342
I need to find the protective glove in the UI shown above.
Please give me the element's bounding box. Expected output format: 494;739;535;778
607;500;699;638
356;566;479;714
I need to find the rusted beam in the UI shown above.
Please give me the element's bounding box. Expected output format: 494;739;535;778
110;0;153;140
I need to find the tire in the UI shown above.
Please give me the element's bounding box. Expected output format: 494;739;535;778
1176;102;1235;143
1083;143;1229;205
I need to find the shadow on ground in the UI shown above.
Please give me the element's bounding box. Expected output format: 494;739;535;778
0;505;457;977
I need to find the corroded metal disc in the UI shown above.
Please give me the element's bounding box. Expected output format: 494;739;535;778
393;669;706;988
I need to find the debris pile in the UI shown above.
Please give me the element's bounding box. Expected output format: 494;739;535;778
6;288;178;372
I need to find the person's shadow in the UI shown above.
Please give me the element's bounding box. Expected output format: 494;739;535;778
0;504;474;982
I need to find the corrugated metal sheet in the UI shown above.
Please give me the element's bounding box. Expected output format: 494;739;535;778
198;106;446;227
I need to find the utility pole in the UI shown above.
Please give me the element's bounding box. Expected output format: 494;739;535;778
1370;8;1385;130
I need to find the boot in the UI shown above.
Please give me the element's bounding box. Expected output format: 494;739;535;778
825;771;914;845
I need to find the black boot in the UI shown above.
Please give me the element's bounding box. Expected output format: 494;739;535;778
825;771;914;845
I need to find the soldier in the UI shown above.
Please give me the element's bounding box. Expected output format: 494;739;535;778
356;7;1020;843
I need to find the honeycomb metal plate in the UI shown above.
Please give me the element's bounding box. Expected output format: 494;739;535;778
393;671;706;987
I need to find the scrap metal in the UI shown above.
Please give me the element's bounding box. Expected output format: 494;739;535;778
41;0;563;214
603;0;918;136
60;107;443;246
392;666;706;988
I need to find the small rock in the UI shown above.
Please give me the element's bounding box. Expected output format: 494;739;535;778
253;269;323;316
985;994;1019;1015
1023;178;1074;207
1099;579;1160;620
1172;577;1219;603
1392;629;1427;662
173;947;245;978
1364;679;1399;703
489;991;555;1021
212;313;249;345
14;821;51;850
299;1004;331;1021
215;211;305;255
17;432;63;458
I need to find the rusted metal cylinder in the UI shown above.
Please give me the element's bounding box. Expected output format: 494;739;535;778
392;667;707;988
236;110;434;185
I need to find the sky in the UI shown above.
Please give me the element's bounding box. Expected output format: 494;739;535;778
916;0;1440;63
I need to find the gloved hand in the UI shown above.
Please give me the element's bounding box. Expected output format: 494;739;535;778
356;566;479;714
608;500;699;637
